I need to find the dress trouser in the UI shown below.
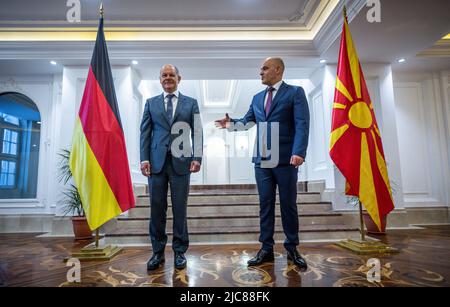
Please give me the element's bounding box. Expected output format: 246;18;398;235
149;154;190;254
254;165;299;252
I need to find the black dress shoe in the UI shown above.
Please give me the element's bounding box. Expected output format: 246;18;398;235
147;253;165;270
174;252;187;270
287;249;307;271
247;249;274;266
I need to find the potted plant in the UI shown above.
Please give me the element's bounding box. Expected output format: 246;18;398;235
58;149;93;240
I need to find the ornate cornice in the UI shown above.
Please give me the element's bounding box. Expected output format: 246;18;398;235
314;0;367;55
0;40;319;60
416;39;450;58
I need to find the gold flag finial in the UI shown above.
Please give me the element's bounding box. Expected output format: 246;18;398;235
99;3;104;18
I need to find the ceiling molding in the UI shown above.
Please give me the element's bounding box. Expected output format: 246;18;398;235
288;0;319;24
0;40;319;60
0;29;322;42
416;39;450;58
313;0;367;55
0;0;328;29
201;80;236;108
0;1;341;41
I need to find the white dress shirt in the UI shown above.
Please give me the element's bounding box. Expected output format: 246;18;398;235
164;90;179;118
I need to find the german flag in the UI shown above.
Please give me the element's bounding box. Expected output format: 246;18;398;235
329;11;394;231
69;14;135;230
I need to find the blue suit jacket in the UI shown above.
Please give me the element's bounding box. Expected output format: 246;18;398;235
140;93;203;175
231;82;310;167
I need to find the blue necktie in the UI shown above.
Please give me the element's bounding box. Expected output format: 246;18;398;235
166;94;174;123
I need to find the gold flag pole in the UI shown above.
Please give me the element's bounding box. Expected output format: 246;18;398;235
95;229;100;248
65;227;122;262
336;196;398;254
359;200;366;241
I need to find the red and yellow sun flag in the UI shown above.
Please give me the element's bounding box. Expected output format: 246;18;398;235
330;13;394;231
69;15;135;230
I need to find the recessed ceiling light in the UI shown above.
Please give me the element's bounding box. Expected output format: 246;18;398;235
132;60;138;65
50;61;57;65
320;59;327;64
398;58;406;63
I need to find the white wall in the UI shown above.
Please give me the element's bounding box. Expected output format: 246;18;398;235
3;65;448;218
0;75;61;214
305;66;336;189
393;71;450;208
0;66;142;215
440;71;450;175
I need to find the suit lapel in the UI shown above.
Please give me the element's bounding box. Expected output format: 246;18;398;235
257;91;266;120
266;82;287;119
172;93;185;123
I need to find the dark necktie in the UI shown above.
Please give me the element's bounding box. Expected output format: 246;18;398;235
166;94;174;123
265;87;275;116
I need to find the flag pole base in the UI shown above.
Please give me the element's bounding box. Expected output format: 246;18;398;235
335;239;399;255
64;243;122;262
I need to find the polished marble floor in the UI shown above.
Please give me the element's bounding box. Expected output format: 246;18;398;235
0;225;449;287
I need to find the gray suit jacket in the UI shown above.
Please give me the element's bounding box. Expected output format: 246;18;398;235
140;93;203;175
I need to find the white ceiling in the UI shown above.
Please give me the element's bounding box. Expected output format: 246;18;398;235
0;0;320;27
0;0;449;76
321;0;450;71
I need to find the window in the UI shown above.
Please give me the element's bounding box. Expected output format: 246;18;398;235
2;129;19;156
0;112;19;126
0;160;16;187
0;92;41;199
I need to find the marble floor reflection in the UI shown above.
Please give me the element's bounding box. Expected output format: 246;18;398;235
0;225;449;287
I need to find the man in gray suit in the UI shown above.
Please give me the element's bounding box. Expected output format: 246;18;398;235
140;64;203;270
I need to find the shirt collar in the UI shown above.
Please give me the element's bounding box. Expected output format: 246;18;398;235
269;80;283;92
164;90;179;99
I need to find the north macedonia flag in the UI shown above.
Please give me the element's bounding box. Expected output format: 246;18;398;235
330;13;394;231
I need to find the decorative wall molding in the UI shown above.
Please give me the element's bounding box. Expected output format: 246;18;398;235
0;77;55;213
394;78;449;208
0;77;23;92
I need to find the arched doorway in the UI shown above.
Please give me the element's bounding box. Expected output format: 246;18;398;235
0;92;41;199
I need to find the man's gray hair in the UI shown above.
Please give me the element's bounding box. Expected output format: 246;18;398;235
160;64;180;76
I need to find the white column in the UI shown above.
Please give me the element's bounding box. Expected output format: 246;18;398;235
377;65;405;209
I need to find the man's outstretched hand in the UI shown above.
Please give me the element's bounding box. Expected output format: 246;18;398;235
214;113;230;129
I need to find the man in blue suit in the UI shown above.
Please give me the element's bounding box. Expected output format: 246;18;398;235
140;64;203;270
215;57;310;270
